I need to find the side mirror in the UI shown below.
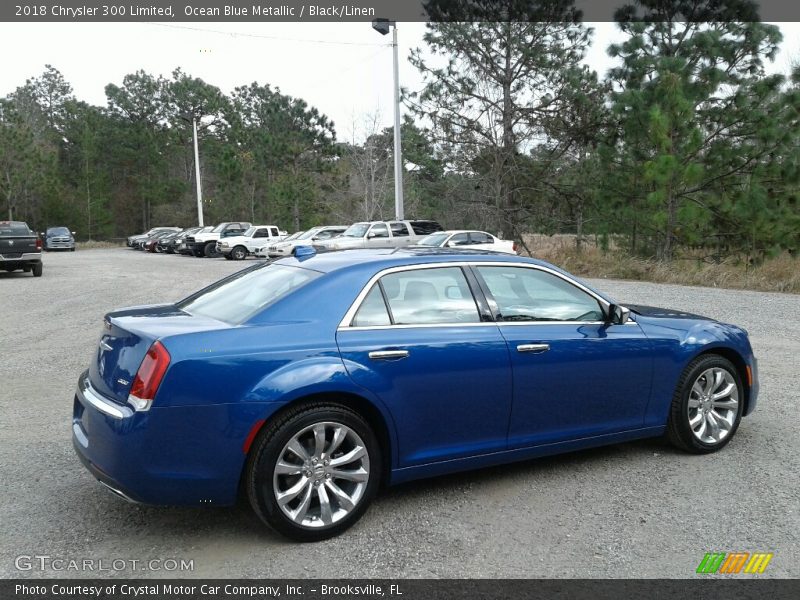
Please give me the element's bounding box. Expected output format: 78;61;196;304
71;231;76;235
367;232;376;239
607;304;631;325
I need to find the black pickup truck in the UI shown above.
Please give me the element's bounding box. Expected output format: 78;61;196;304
0;221;43;277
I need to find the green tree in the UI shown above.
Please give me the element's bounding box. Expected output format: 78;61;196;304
605;1;788;259
409;1;593;240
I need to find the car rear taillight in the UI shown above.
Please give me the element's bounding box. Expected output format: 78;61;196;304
512;241;518;254
128;341;170;412
36;237;42;250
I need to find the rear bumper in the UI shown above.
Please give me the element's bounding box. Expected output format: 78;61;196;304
72;371;264;506
0;252;41;269
0;252;41;262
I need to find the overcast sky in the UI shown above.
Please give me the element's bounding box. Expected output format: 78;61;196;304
1;22;797;141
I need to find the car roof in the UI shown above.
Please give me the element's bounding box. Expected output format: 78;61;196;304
434;230;492;235
277;247;536;274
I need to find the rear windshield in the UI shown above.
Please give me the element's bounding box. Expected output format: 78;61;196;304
177;263;321;325
418;232;449;247
0;222;32;236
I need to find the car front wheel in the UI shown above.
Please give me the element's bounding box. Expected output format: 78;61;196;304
666;354;743;454
231;246;247;260
246;403;381;542
204;242;220;258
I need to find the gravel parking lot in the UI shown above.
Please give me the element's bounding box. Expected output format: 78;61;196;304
1;248;798;578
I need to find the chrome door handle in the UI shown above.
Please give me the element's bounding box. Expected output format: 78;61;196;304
517;344;550;354
368;350;410;360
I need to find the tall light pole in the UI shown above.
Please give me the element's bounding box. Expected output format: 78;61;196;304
191;116;204;227
372;18;404;220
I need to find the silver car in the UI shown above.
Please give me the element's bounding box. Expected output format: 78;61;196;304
317;220;443;251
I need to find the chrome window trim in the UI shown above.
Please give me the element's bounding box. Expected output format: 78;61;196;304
338;261;625;330
78;379;131;420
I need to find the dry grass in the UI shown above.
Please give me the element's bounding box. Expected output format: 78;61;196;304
76;240;125;250
522;234;800;294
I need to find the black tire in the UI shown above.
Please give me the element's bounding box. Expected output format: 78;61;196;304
204;242;220;258
231;246;247;261
32;263;43;277
70;247;75;252
666;354;744;454
192;247;204;258
246;402;382;542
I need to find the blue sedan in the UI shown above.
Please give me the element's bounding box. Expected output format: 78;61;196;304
72;247;758;541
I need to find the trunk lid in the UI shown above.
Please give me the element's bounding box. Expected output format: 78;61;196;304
89;304;229;405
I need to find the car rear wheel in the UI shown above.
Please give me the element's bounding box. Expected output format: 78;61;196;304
231;246;247;261
246;403;381;542
204;242;220;258
32;263;43;277
666;354;743;454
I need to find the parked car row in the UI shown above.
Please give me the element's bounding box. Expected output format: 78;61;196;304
127;219;519;263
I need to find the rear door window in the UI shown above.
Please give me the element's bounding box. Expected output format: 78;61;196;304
378;267;480;325
389;222;410;237
352;286;391;327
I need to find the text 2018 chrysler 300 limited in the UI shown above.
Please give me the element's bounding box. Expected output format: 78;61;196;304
72;247;758;541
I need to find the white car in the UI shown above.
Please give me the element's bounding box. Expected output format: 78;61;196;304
416;230;518;254
218;225;287;260
260;225;347;258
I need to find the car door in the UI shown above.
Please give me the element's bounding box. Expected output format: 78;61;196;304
365;222;391;248
336;265;513;467
388;222;412;247
472;264;654;448
247;228;269;251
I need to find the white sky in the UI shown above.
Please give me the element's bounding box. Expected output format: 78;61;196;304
1;22;797;141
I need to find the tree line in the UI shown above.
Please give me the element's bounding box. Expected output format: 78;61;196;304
1;0;798;261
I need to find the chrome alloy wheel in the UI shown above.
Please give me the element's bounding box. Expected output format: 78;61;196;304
687;367;739;444
273;421;370;528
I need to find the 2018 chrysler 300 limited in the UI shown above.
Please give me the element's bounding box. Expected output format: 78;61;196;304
72;247;758;541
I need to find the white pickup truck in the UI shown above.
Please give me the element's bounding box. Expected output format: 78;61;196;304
187;222;251;258
217;225;287;260
258;225;347;258
315;220;443;251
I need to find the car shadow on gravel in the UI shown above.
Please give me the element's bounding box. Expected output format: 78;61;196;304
64;438;677;545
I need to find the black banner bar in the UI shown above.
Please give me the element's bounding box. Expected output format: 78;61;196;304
4;580;800;600
2;0;800;22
